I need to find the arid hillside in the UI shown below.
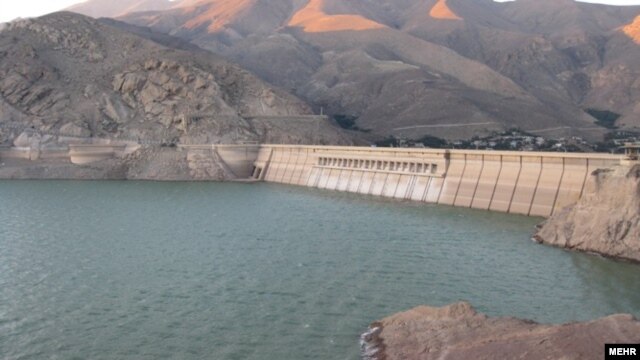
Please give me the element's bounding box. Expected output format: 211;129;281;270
0;11;349;147
66;0;175;19
68;0;640;141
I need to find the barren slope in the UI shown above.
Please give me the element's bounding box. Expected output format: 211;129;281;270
75;0;640;140
0;12;349;147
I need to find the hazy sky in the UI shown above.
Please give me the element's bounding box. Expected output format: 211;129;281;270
1;0;640;23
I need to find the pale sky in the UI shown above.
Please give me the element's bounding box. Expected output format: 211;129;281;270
1;0;640;23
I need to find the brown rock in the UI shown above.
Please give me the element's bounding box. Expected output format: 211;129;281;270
113;72;146;93
59;122;91;137
148;72;171;86
362;302;640;360
101;95;131;123
13;132;35;147
143;59;160;71
193;76;209;90
138;82;167;104
535;165;640;263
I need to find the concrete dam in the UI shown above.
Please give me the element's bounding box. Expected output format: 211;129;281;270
206;145;622;218
1;141;623;217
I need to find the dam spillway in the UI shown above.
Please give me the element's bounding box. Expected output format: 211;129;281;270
242;145;622;218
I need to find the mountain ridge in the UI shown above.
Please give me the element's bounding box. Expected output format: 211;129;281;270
63;0;640;140
623;15;640;44
0;11;349;147
67;0;176;19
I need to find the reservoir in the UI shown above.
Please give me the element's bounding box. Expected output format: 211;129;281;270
1;181;639;360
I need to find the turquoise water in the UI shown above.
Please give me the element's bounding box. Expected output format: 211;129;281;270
0;181;639;360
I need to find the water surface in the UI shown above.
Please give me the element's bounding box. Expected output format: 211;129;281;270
1;181;639;359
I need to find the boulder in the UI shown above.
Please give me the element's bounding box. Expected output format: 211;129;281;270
13;131;36;147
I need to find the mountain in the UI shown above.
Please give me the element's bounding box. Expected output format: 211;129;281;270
66;0;176;19
67;0;640;141
0;11;349;148
624;15;640;44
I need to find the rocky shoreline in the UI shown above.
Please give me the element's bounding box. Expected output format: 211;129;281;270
0;145;242;181
361;302;640;360
534;165;640;263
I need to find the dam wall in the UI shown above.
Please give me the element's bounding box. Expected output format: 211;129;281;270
3;141;622;218
251;145;622;217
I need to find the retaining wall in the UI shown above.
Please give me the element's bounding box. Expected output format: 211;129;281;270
0;143;140;164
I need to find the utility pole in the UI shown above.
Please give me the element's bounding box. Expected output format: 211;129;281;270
315;114;320;145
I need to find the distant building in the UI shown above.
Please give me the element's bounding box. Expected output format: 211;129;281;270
623;142;640;161
622;142;640;164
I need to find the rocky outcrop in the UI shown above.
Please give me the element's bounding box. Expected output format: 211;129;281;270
0;145;238;181
535;165;640;263
361;302;640;360
0;12;350;147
